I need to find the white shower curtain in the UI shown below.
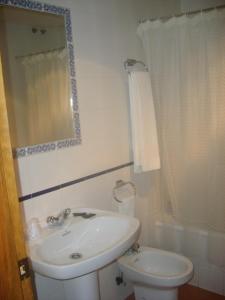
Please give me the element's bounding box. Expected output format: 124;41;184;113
20;48;73;146
138;9;225;265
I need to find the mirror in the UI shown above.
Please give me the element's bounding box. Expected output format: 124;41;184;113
0;1;81;157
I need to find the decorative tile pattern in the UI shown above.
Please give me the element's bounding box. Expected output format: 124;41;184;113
71;78;78;111
68;43;76;77
65;10;73;43
14;137;82;158
0;0;81;157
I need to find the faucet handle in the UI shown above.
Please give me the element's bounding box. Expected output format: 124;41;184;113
132;242;140;252
46;215;59;225
125;242;140;256
46;208;71;226
63;208;71;218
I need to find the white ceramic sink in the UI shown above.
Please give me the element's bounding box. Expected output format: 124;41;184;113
29;208;140;280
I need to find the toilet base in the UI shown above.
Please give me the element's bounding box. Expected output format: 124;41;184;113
134;285;178;300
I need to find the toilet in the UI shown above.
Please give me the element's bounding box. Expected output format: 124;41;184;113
118;246;193;300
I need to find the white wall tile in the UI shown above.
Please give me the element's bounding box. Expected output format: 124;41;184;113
182;227;208;259
22;166;132;223
17;0;137;197
208;231;225;267
15;156;32;196
188;257;199;287
22;189;62;226
23;150;61;193
132;0;180;20
14;0;183;299
199;264;211;289
199;262;224;295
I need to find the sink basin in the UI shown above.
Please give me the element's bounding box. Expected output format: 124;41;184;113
29;208;140;280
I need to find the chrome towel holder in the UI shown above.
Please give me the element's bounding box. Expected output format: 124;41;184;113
113;180;136;203
124;58;148;72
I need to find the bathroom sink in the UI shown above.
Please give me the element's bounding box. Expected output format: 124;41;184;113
28;208;140;280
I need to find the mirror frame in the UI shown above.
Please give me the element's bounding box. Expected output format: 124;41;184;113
0;0;81;158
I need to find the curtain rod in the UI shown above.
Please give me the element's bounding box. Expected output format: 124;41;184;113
15;46;65;59
138;3;225;24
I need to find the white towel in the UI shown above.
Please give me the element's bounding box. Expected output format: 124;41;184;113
128;71;160;173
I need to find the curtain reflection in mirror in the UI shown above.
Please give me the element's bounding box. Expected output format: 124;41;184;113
16;48;73;146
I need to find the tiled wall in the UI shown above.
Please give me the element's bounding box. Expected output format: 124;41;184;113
15;0;143;299
16;0;182;205
15;0;225;298
17;0;181;243
17;0;139;203
13;0;180;299
13;1;141;299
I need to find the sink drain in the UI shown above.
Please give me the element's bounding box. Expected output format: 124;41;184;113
70;253;82;259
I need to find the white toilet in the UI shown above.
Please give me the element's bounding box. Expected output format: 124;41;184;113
118;246;193;300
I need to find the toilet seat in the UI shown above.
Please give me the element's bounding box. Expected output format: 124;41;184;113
118;247;193;288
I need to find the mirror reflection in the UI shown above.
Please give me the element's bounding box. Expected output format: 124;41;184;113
0;6;76;150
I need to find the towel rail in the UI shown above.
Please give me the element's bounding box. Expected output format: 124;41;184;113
113;180;136;203
124;59;148;72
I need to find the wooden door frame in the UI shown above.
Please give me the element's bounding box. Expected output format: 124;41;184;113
0;55;34;300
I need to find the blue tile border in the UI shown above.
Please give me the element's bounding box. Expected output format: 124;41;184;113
19;162;133;202
0;0;81;157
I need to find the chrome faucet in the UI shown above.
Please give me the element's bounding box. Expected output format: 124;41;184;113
46;208;71;226
132;242;140;253
126;242;140;255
